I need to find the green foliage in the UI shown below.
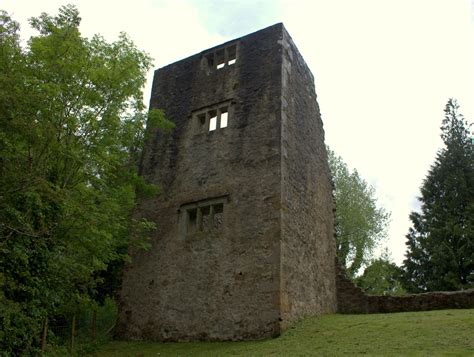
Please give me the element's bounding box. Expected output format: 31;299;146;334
0;5;171;354
355;249;405;295
403;99;473;292
95;310;474;356
44;297;118;355
328;148;390;277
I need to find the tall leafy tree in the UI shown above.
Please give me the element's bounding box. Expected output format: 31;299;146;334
355;249;405;295
403;99;473;292
0;6;171;354
328;148;390;277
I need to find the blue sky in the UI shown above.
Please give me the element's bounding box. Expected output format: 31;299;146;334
3;0;473;264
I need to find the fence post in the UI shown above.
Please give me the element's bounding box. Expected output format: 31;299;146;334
91;309;97;342
70;315;76;353
40;317;48;354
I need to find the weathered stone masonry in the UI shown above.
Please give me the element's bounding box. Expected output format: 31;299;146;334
336;263;474;313
117;23;337;341
117;23;473;342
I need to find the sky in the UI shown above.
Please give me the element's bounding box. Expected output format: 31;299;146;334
3;0;473;265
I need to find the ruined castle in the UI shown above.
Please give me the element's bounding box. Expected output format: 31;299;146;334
117;24;473;341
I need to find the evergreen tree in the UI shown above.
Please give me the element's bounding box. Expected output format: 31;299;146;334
403;99;474;292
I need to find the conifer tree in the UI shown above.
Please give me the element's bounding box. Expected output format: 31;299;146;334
403;99;473;292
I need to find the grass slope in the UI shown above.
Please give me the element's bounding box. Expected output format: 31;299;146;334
95;309;474;356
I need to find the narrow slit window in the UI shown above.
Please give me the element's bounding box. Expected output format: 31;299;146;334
209;117;217;131
209;111;217;131
187;208;197;234
213;203;224;230
205;53;214;69
213;203;223;213
216;49;225;69
220;110;228;128
227;45;237;65
197;113;206;126
201;206;210;232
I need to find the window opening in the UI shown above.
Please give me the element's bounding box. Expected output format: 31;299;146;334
205;44;237;71
187;208;197;234
209;110;217;131
181;198;227;237
205;53;214;68
197;113;206;126
220;109;228;128
193;102;232;133
227;45;237;65
213;203;224;230
216;49;225;69
201;206;211;232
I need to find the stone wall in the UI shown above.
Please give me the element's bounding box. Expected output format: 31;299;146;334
335;263;370;314
118;24;284;341
117;23;339;341
336;263;474;314
279;28;337;328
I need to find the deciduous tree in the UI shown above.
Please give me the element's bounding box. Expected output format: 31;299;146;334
328;148;390;277
0;6;172;354
355;249;405;295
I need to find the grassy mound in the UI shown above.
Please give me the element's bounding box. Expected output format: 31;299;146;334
93;309;474;356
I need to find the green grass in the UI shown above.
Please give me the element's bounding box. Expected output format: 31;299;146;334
93;309;474;356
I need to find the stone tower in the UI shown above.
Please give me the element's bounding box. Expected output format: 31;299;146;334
117;23;337;341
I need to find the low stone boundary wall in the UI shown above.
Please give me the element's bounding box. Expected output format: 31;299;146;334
336;264;474;314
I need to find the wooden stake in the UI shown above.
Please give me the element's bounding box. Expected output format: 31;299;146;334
91;309;97;342
70;315;76;353
40;317;48;354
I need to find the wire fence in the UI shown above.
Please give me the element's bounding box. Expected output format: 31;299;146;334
41;298;117;355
